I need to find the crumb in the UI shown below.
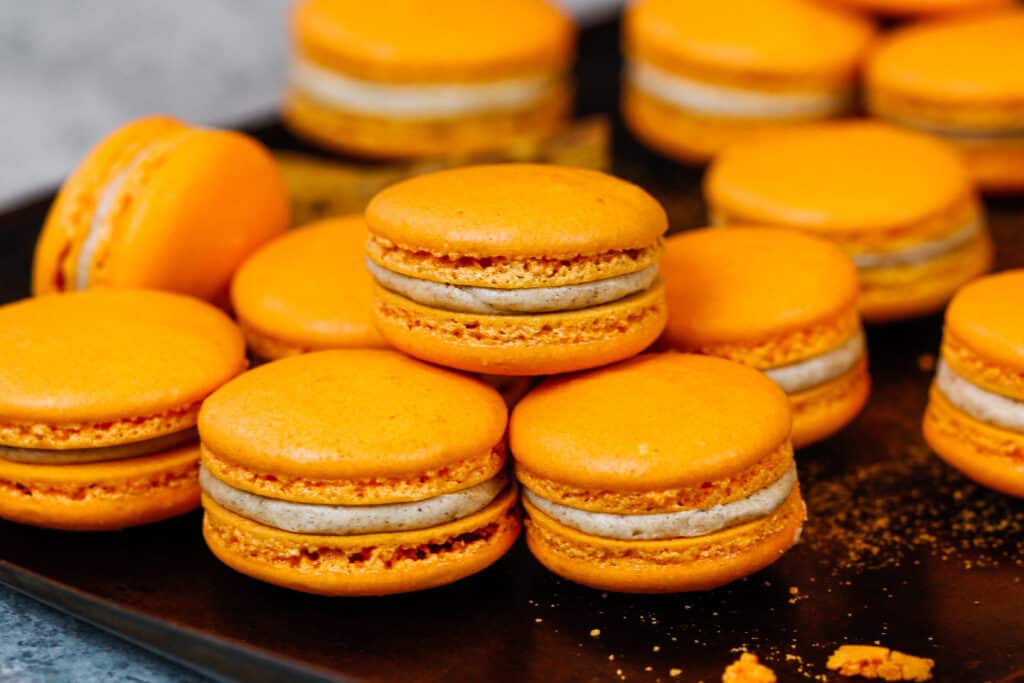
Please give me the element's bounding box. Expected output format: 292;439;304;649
917;354;936;372
670;668;683;677
722;653;776;683
827;645;934;681
534;618;543;623
789;586;799;595
653;646;661;653
590;629;602;638
609;655;616;661
645;666;653;672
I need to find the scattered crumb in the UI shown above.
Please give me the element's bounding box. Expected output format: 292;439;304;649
653;646;661;653
609;655;615;661
722;653;776;683
670;668;683;677
590;629;602;638
645;666;653;672
827;645;934;681
534;618;543;623
917;354;936;372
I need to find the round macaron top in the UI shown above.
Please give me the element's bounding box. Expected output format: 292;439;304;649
293;0;575;82
706;121;972;233
662;227;859;345
366;164;667;258
231;215;386;352
199;350;508;480
0;289;245;423
625;0;875;86
945;270;1024;374
511;353;791;490
867;11;1024;105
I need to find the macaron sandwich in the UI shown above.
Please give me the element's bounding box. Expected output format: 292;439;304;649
198;350;519;595
0;290;246;530
512;353;805;593
622;0;875;163
663;228;869;448
366;164;669;375
285;0;575;159
706;121;992;322
33;116;288;304
924;270;1024;498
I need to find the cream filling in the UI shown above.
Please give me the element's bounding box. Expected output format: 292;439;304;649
765;330;865;395
851;217;983;270
199;467;509;535
0;428;198;465
627;60;853;119
367;259;660;315
935;359;1024;433
290;57;555;119
523;464;798;541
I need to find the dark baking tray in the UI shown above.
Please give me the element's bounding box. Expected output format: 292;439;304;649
3;20;1024;683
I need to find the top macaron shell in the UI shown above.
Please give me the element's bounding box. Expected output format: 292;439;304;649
945;270;1024;385
293;0;575;82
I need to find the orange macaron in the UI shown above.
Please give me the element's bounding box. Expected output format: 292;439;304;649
866;10;1024;193
285;0;575;159
33;116;289;304
923;270;1024;498
366;164;669;375
622;0;875;163
662;228;869;448
706;120;992;322
198;349;519;595
0;289;246;530
512;353;805;593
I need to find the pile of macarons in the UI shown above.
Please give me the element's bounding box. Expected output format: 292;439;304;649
1;0;1022;600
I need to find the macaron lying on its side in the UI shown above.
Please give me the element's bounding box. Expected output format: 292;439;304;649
198;350;520;596
0;290;247;530
365;164;669;376
662;228;870;448
923;270;1024;498
33;116;289;304
512;353;806;593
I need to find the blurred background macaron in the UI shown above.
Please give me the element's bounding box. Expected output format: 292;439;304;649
923;270;1024;498
284;0;576;159
512;353;805;593
32;116;289;305
366;164;668;375
622;0;876;164
198;349;519;595
662;227;869;448
705;120;992;322
866;10;1024;193
0;289;246;530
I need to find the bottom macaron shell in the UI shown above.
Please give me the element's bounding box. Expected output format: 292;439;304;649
924;387;1024;498
283;87;570;159
373;284;667;375
201;486;521;596
859;232;992;323
956;139;1024;194
522;488;806;593
790;359;871;448
0;445;200;531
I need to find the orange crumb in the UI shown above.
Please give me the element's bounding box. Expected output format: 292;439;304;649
670;668;683;677
917;354;936;372
590;629;601;638
827;645;934;681
723;653;776;683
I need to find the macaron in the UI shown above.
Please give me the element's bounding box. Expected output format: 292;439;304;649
33;116;289;305
823;0;1014;18
706;120;993;322
0;290;246;530
622;0;875;164
923;270;1024;498
662;228;870;448
366;164;669;375
285;0;575;159
512;353;805;593
866;11;1024;193
198;349;519;595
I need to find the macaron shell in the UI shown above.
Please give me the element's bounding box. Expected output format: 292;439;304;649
0;445;200;531
292;0;574;83
790;359;870;448
522;487;805;593
372;283;667;376
201;485;520;595
944;270;1024;382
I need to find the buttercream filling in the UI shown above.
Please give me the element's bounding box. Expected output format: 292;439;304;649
291;57;556;119
199;467;509;535
367;259;660;315
935;359;1024;433
523;464;798;541
0;427;198;465
765;330;866;395
851;217;983;270
627;60;853;119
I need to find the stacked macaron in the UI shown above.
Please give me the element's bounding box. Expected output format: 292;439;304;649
285;0;575;159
